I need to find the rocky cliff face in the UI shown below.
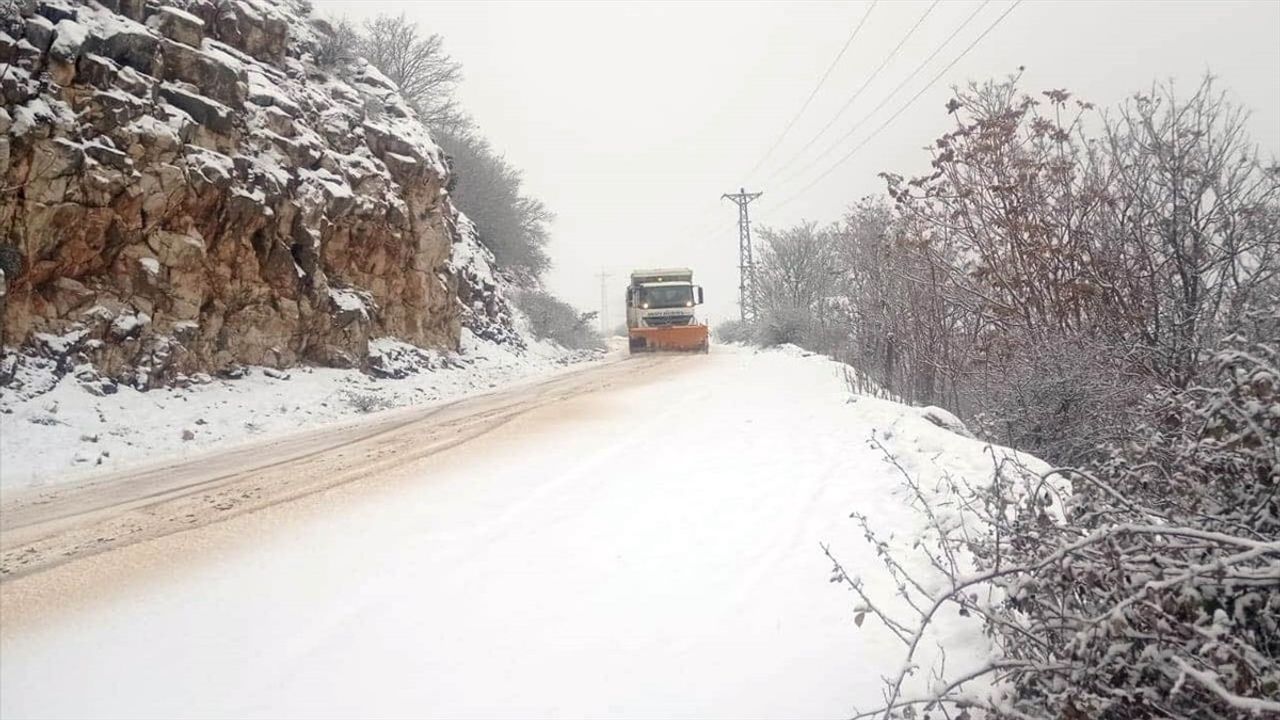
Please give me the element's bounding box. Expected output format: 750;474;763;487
0;0;516;391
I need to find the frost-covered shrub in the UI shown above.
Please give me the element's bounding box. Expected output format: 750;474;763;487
312;16;361;66
755;304;812;347
343;390;394;414
967;331;1148;465
984;337;1280;719
713;319;752;344
512;290;604;351
752;220;840;350
841;332;1280;719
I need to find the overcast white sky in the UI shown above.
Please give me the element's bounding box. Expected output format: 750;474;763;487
317;0;1280;326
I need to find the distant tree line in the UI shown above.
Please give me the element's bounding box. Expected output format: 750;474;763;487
736;73;1279;718
316;14;591;347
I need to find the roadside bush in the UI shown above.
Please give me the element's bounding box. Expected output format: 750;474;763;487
713;319;752;344
967;331;1148;464
342;390;394;414
513;290;604;351
839;329;1280;719
754;304;812;347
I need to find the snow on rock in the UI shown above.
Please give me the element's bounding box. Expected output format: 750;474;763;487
366;337;449;379
145;6;204;48
327;286;374;322
9;96;74;136
49;19;86;60
245;68;302;115
1;0;524;395
447;212;496;286
108;311;150;340
447;210;524;347
916;405;975;438
31;327;88;357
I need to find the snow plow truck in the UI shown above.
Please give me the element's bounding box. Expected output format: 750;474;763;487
626;268;709;353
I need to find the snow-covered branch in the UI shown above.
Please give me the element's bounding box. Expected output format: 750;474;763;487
832;335;1280;719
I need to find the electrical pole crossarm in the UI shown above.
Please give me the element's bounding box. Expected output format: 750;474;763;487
721;188;763;203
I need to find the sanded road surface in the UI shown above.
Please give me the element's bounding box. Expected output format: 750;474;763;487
0;353;685;588
0;345;1003;719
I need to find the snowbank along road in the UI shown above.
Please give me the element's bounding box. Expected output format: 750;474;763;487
1;345;1015;719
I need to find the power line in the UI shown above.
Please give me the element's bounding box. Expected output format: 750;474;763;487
675;213;739;252
771;0;1024;213
687;1;916;245
760;0;940;186
771;0;991;191
741;0;879;184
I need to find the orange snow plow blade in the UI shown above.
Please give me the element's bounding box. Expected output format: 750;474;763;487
629;325;710;353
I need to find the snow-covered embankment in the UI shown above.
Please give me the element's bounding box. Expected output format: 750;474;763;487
0;330;600;491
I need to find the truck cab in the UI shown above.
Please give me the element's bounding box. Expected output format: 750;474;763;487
625;268;709;353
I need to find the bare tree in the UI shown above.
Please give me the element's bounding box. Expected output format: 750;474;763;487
344;13;554;282
1100;76;1280;388
826;197;967;406
359;14;470;133
872;74;1279;463
754;75;1277;469
754;221;839;347
313;16;362;67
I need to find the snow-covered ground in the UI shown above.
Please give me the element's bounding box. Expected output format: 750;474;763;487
0;331;598;493
1;344;1041;718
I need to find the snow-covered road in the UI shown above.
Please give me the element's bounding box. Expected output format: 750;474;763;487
1;345;1010;719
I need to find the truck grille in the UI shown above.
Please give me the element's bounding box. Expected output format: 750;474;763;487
645;315;693;327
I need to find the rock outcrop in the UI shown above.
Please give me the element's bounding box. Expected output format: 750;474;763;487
0;0;516;390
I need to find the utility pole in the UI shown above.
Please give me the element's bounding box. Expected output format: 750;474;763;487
722;187;763;323
596;270;611;335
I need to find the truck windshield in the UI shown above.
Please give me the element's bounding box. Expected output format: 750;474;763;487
638;286;693;309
